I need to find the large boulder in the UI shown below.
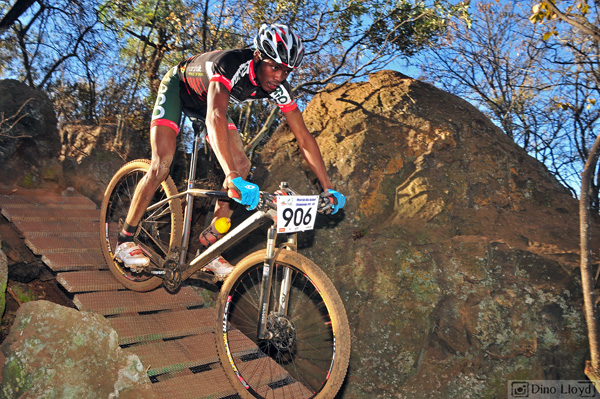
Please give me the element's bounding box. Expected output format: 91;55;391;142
0;78;150;204
254;70;591;398
59;121;149;205
0;80;62;189
1;300;158;399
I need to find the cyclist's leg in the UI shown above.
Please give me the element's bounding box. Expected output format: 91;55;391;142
125;125;177;226
115;125;177;267
115;66;181;267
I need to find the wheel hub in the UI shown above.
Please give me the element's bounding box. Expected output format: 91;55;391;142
266;314;296;351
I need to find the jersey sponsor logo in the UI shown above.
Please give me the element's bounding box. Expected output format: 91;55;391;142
187;65;203;73
270;85;292;106
152;67;176;120
231;59;252;88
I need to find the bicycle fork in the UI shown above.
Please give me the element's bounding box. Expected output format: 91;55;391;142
256;228;296;340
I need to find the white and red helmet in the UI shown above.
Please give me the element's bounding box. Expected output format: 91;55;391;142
254;24;305;69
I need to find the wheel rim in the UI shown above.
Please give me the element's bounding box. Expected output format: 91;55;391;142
222;262;337;398
103;168;175;282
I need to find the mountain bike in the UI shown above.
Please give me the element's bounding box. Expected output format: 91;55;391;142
99;129;351;399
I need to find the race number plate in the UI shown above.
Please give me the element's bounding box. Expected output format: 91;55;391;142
276;195;319;233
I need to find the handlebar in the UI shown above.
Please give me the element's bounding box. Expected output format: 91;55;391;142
255;182;334;214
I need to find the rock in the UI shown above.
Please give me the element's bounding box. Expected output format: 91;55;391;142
0;79;151;203
254;70;591;398
0;80;63;190
59;121;149;205
0;216;43;283
0;300;158;398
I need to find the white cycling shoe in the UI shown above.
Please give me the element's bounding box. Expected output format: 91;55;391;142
203;256;234;281
114;241;150;272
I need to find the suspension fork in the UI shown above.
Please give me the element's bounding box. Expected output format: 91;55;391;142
257;226;276;339
256;230;297;339
277;234;297;315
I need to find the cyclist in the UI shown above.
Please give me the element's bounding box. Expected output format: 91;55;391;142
114;23;346;279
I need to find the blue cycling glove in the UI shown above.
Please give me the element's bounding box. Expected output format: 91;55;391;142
321;189;346;215
230;177;260;210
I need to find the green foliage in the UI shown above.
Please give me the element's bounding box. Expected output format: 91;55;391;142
0;0;470;152
366;0;471;56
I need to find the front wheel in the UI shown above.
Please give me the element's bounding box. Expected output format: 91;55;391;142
99;159;183;291
216;249;351;399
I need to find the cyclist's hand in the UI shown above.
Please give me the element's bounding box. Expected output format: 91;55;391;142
320;189;346;215
228;177;260;210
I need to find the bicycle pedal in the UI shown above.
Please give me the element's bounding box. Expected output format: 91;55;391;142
129;264;149;273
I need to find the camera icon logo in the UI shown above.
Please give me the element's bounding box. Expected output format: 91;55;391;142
511;381;529;397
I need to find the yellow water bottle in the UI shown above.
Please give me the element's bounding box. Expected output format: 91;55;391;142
214;217;231;234
199;217;231;247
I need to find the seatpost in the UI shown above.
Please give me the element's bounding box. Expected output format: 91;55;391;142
179;127;204;266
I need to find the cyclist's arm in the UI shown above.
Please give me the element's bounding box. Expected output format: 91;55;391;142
206;81;238;178
283;107;334;192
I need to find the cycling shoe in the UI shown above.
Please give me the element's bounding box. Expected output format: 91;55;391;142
114;241;150;272
203;256;234;281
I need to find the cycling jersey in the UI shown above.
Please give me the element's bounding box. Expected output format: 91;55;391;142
151;48;298;134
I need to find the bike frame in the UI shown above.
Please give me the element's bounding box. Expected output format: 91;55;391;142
143;127;297;339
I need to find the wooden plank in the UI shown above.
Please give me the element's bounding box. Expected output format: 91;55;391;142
0;189;97;208
74;287;204;315
1;186;248;399
224;329;261;358
236;356;289;391
257;381;314;399
110;307;215;345
57;270;122;293
24;236;99;254
125;334;219;377
11;220;99;235
151;368;237;399
42;251;107;271
1;206;98;222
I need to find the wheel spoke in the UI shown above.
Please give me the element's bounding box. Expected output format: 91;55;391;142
100;161;182;291
220;254;348;398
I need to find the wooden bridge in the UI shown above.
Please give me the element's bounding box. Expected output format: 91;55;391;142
0;185;243;398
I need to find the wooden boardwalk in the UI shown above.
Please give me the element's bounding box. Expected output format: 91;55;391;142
0;186;239;399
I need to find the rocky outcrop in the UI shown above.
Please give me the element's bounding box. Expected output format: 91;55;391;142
1;300;158;398
254;70;591;398
59;121;148;205
0;79;62;189
0;79;149;204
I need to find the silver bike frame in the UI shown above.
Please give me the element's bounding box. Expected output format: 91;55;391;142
144;126;297;339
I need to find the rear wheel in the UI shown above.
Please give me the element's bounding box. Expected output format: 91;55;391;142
216;249;351;399
100;159;183;291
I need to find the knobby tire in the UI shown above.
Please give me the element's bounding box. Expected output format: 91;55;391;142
216;249;351;399
99;159;183;291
